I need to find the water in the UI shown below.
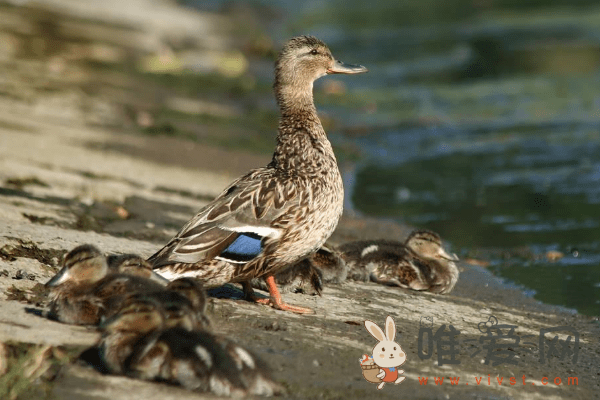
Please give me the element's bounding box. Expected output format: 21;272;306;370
188;0;600;316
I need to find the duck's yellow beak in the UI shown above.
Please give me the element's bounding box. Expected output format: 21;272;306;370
327;59;368;74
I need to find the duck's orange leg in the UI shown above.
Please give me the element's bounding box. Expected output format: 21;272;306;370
244;276;314;314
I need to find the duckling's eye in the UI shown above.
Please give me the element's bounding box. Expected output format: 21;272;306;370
310;49;318;55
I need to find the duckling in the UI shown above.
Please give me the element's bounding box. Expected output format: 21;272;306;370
148;36;367;314
99;297;281;396
45;244;109;325
305;244;348;284
97;297;165;374
92;273;168;323
251;245;346;295
166;277;211;328
339;230;460;294
107;254;169;285
46;244;108;289
127;324;281;397
45;245;166;325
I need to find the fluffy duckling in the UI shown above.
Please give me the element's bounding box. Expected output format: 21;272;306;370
124;288;209;331
148;35;367;314
45;244;109;325
339;230;460;294
45;245;166;325
107;254;169;285
99;297;281;397
129;328;281;397
97;297;164;374
46;244;108;289
166;277;211;328
251;245;346;295
91;273;167;323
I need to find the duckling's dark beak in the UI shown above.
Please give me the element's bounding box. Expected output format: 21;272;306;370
438;248;460;262
327;59;368;74
149;271;170;285
45;268;70;287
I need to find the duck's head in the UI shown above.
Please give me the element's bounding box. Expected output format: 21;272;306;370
405;230;459;262
107;254;169;284
166;277;207;313
100;296;165;335
275;36;367;104
161;297;198;330
45;244;108;288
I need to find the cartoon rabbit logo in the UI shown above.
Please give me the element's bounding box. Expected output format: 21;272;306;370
360;316;406;390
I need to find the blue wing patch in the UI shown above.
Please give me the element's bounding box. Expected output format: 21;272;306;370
219;233;263;263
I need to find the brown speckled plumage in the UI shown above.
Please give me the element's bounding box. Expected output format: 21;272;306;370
252;245;347;295
339;230;460;294
97;296;281;396
147;36;367;312
45;245;165;325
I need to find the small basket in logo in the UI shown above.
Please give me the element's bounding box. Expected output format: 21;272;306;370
359;354;381;383
361;363;381;383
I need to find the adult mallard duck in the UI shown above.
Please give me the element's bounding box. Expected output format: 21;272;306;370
339;230;460;294
148;36;367;313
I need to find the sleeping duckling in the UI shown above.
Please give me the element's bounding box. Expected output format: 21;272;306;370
124;288;209;331
166;278;211;328
45;245;166;325
129;328;281;397
97;297;164;374
107;254;169;285
90;272;168;323
99;297;281;397
45;244;109;325
250;245;346;295
339;230;459;294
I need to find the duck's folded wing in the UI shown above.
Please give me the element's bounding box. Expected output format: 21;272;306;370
148;172;299;268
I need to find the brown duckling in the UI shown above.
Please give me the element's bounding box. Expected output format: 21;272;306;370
107;254;169;285
339;230;460;294
250;245;346;295
97;296;164;374
166;277;211;328
45;245;165;325
99;297;281;397
46;244;108;289
45;244;109;325
123;288;209;331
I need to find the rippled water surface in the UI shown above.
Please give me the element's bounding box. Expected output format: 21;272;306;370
191;0;600;315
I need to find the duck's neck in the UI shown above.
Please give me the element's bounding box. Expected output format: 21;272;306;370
275;82;318;118
272;82;336;171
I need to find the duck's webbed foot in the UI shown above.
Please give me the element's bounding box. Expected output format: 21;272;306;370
243;277;314;314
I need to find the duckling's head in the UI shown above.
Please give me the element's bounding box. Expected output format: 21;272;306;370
161;298;197;330
100;297;165;335
45;244;108;288
275;36;367;108
107;254;169;284
405;230;459;262
166;277;207;313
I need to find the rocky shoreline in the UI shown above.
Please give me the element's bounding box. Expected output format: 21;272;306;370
0;1;598;399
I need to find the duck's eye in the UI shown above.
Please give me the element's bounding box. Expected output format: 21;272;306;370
310;49;318;55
